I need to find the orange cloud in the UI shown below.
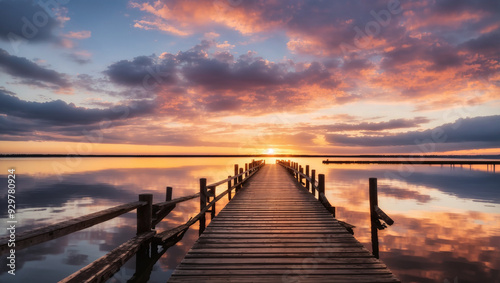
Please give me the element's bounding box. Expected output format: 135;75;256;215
130;0;281;35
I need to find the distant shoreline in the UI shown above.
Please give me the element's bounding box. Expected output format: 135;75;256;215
1;154;499;159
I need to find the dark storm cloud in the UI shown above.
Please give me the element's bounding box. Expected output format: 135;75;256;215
326;115;500;146
181;54;334;91
0;48;70;87
0;0;61;43
104;55;177;87
104;41;334;92
0;90;155;126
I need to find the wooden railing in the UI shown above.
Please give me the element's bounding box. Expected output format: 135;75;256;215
0;159;264;283
277;160;395;259
276;160;337;218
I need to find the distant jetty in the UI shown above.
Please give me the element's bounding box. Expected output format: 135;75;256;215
322;160;500;165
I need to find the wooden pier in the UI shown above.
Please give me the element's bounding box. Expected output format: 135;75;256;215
1;159;399;282
169;163;399;282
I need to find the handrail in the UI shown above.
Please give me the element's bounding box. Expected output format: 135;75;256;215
278;161;319;190
153;193;200;209
276;160;333;216
276;160;360;235
0;201;146;255
207;160;264;188
197;160;265;233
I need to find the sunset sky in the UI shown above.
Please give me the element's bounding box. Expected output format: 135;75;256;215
0;0;499;155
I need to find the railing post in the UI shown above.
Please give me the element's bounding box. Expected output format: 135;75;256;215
299;166;303;185
199;178;207;235
210;186;216;220
245;163;248;177
305;165;310;191
166;187;172;201
369;178;379;259
234;164;239;193
311;170;316;198
238;168;243;191
228;175;232;200
295;163;300;181
318;174;325;198
137;194;152;235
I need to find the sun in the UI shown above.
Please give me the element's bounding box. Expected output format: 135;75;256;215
266;148;275;155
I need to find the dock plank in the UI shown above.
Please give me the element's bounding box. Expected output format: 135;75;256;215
169;164;399;282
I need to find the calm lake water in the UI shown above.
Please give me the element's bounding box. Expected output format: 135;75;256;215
0;157;499;283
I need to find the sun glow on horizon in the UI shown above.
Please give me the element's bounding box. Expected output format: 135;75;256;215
266;148;275;155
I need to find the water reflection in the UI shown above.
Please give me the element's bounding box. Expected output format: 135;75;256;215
315;160;500;283
0;158;498;282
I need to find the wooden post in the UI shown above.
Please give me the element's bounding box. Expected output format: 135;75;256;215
166;187;172;201
299;166;302;184
305;165;310;191
234;164;239;193
137;194;152;235
295;163;298;180
210;186;216;220
238;168;243;191
295;163;299;180
199;178;207;235
318;174;325;198
311;170;316;198
369;178;379;259
245;163;248;177
228;176;232;200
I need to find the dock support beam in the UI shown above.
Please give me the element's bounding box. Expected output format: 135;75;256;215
369;178;379;259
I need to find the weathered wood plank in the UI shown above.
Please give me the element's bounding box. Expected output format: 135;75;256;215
169;275;400;283
172;269;394;275
152;193;199;210
0;201;145;255
176;263;388;270
179;257;383;265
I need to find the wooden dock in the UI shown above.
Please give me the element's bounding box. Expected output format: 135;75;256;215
169;164;400;282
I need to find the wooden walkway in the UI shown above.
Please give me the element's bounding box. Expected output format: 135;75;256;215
169;164;399;282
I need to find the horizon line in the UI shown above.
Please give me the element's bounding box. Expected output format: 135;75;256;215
1;154;500;158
